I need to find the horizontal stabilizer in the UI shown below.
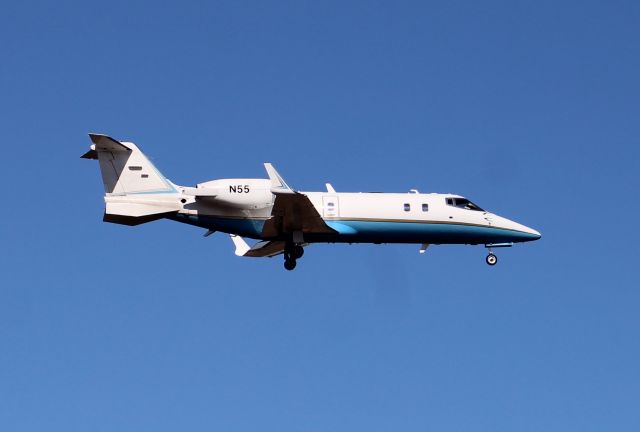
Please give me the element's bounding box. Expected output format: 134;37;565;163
89;133;132;152
81;149;98;159
81;134;131;159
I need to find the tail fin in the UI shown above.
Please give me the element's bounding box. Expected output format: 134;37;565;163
82;133;177;195
82;133;182;225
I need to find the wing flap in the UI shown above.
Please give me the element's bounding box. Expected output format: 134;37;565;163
229;235;288;258
244;240;288;257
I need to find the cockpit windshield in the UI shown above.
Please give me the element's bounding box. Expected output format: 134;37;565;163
446;197;485;211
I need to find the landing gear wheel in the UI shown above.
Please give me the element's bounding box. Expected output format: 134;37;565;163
294;245;304;259
284;259;297;271
486;253;498;266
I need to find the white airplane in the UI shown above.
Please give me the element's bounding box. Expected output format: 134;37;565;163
82;134;541;270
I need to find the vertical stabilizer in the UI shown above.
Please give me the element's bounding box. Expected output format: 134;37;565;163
84;133;177;195
82;133;181;225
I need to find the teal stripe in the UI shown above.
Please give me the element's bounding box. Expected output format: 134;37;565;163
326;220;539;243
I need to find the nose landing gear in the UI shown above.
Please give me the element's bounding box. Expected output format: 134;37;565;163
484;243;512;266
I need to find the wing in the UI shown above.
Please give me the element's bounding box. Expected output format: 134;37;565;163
262;192;336;237
261;163;336;238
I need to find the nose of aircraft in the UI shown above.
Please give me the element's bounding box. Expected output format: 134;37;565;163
489;214;541;242
521;225;542;240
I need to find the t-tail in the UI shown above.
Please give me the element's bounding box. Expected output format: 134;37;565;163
81;133;182;225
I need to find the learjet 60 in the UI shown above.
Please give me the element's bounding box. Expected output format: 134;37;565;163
82;134;541;270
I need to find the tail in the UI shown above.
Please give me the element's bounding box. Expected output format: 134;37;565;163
82;133;182;225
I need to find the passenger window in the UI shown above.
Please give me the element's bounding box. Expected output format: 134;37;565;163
128;166;142;171
404;203;410;212
422;203;428;212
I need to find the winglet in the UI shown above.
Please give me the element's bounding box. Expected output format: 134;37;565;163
264;163;293;192
230;234;251;256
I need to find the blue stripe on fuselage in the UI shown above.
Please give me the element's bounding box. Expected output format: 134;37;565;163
324;220;539;244
168;214;538;244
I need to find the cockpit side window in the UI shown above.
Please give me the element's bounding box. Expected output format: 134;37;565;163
446;197;484;211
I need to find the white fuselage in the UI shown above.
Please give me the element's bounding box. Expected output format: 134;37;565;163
170;181;540;245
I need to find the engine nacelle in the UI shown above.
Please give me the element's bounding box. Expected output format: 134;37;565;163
196;178;273;209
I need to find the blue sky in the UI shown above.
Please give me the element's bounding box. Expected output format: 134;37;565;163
1;0;639;430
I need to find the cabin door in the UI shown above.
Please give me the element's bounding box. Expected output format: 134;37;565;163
322;196;339;218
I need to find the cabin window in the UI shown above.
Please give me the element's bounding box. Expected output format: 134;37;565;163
141;174;149;178
128;166;142;171
327;202;334;207
404;203;410;212
422;203;429;212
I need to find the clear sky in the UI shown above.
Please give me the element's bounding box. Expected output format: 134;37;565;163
1;0;639;430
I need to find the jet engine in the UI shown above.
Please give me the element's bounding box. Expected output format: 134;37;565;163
188;178;273;209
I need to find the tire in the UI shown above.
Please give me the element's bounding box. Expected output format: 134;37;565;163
486;253;498;266
284;259;297;271
294;245;304;259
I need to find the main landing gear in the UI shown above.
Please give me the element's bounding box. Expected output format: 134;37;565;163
284;244;304;271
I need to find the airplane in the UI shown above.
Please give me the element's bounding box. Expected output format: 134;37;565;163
82;133;541;270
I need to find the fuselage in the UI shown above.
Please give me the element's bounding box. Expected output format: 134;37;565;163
170;183;541;246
